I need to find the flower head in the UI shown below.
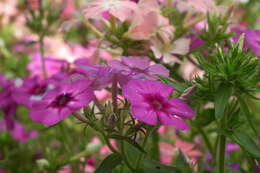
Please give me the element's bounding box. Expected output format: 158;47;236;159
122;79;195;130
29;80;94;126
151;38;191;64
108;56;169;80
13;77;51;107
83;0;138;22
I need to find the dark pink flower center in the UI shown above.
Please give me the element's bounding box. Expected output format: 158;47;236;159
29;84;47;95
144;94;170;111
52;93;73;107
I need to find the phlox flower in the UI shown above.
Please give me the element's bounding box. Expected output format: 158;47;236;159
83;0;138;22
245;29;260;56
175;139;202;159
28;53;68;78
127;0;174;41
29;80;94;126
0;120;38;143
151;38;191;64
122;79;195;130
13;77;51;107
231;27;260;56
176;0;217;14
0;74;17;130
10;122;38;143
75;65;116;90
108;56;169;80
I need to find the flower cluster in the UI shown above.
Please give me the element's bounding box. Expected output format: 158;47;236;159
0;0;259;172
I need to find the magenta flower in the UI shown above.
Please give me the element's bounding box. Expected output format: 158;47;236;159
13;77;50;107
245;29;260;56
231;27;260;57
75;65;116;90
122;79;195;130
0;120;38;143
10;122;38;143
108;56;169;80
28;53;68;78
0;74;17;130
29;80;94;126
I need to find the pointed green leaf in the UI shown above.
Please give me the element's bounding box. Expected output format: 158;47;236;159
95;153;123;173
236;96;257;136
215;84;232;120
156;75;188;93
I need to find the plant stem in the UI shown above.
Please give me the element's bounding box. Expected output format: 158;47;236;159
218;134;226;173
112;74;118;113
198;127;215;158
39;35;48;78
135;126;157;170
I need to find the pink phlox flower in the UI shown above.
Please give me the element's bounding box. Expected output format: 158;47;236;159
175;138;202;158
28;53;68;78
151;37;190;64
29;80;94;126
83;0;138;22
13;77;52;107
74;65;116;90
176;0;217;14
122;79;195;130
108;56;169;81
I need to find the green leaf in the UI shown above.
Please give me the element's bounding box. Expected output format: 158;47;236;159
157;75;188;93
109;135;146;154
137;159;179;173
227;130;260;159
94;153;123;173
215;84;232;120
236;96;258;136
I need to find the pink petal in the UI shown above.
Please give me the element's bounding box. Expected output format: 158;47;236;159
131;105;158;125
169;98;195;118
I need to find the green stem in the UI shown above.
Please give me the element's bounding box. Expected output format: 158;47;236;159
218;134;226;173
198;127;215;158
135;126;157;169
39;35;47;78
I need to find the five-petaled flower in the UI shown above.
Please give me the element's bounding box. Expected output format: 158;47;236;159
122;79;195;130
29;80;94;126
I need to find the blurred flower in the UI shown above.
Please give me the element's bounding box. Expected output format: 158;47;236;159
61;0;75;20
83;0;138;22
244;29;260;56
179;59;204;80
0;120;38;143
29;80;94;126
175;139;202;159
176;0;217;14
13;77;51;107
231;26;260;56
0;74;17;130
160;142;175;164
75;65;115;90
122;79;195;130
228;163;240;171
28;53;68;78
108;56;169;80
226;143;240;154
10;122;38;143
151;38;190;64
